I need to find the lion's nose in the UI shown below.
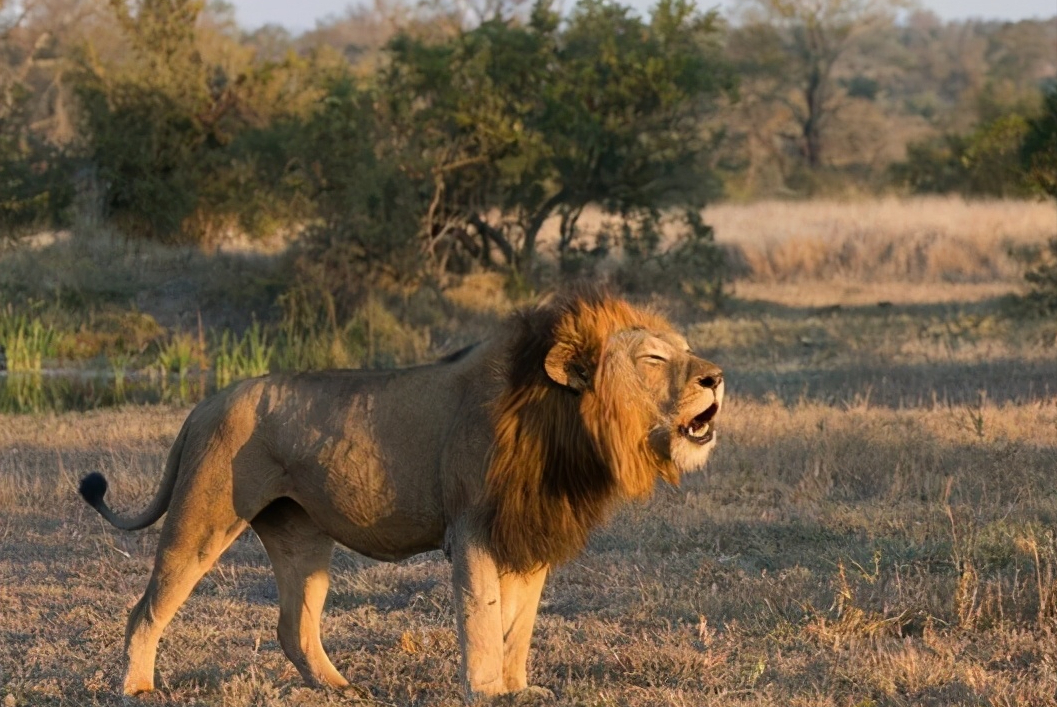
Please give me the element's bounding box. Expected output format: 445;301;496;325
697;367;723;390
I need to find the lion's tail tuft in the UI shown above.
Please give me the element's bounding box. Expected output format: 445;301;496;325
79;471;109;510
78;421;190;531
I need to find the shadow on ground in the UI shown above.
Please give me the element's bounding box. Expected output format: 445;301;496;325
727;357;1057;407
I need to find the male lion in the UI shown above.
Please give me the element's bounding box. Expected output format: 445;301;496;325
79;289;724;702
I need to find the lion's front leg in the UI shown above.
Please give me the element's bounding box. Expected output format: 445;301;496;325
499;565;549;692
449;520;505;700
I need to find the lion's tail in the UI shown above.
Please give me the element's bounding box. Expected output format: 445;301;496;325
78;422;190;531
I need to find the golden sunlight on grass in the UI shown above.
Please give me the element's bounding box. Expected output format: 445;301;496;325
2;301;1055;705
1;197;1055;705
706;196;1057;284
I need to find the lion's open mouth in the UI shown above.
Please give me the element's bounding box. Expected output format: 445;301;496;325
681;403;718;445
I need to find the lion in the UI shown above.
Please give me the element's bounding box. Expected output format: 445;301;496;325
78;288;724;702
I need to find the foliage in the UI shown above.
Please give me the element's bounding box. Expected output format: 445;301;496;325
1021;237;1057;315
72;0;329;243
0;133;74;240
613;208;728;311
385;0;733;272
383;3;557;271
1016;87;1057;314
893;114;1035;197
213;321;274;389
0;9;76;240
727;0;907;182
0;0;1051;289
1021;84;1057;199
0;309;58;372
0;1;1048;386
962;115;1035;196
71;0;210;241
278;76;426;332
890;132;973;195
724;8;1056;196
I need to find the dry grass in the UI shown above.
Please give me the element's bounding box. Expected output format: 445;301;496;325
0;228;284;332
2;197;1057;705
2;296;1056;706
535;197;1055;309
705;196;1057;284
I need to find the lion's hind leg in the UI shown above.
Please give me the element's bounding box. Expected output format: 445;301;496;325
251;498;349;690
123;504;248;695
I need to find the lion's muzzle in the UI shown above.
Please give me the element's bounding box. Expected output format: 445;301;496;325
676;361;723;449
681;402;719;444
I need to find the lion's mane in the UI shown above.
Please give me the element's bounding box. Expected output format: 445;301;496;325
483;289;681;572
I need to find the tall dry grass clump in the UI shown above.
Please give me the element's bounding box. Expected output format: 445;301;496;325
706;196;1057;283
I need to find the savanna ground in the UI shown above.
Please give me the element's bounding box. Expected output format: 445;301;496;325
2;197;1057;706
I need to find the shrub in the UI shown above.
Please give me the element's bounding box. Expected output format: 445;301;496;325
277;76;425;344
1021;85;1057;199
614;208;728;313
1017;87;1057;313
1021;237;1057;315
893;116;1034;198
384;0;733;274
0;135;74;241
72;0;331;244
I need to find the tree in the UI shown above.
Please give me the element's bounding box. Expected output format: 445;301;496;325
281;77;426;327
73;0;332;242
383;4;555;271
0;0;93;238
538;0;732;262
729;0;906;178
384;0;733;273
892;115;1033;197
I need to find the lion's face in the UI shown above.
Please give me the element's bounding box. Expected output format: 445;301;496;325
493;292;724;570
543;318;723;478
599;328;724;473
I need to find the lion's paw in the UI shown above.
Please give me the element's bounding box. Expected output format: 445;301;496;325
516;685;556;704
487;686;556;706
339;683;372;699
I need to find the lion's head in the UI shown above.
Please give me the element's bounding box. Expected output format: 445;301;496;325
485;288;724;571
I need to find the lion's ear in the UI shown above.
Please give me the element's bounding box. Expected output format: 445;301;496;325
544;342;589;391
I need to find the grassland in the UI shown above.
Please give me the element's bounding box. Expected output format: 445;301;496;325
1;197;1056;706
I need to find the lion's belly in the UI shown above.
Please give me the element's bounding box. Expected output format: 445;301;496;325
301;498;445;562
285;438;447;562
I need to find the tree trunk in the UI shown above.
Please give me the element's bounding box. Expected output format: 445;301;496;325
803;61;824;168
518;188;569;270
467;212;516;266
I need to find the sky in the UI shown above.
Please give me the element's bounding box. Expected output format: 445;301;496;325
227;0;1057;33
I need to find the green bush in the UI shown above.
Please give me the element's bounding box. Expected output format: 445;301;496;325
613;208;728;312
75;79;202;241
1022;85;1057;199
1018;86;1057;314
1021;237;1057;315
72;0;331;244
278;77;425;335
0;135;74;240
893;115;1034;197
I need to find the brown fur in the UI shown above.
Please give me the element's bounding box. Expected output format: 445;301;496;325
77;288;724;702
